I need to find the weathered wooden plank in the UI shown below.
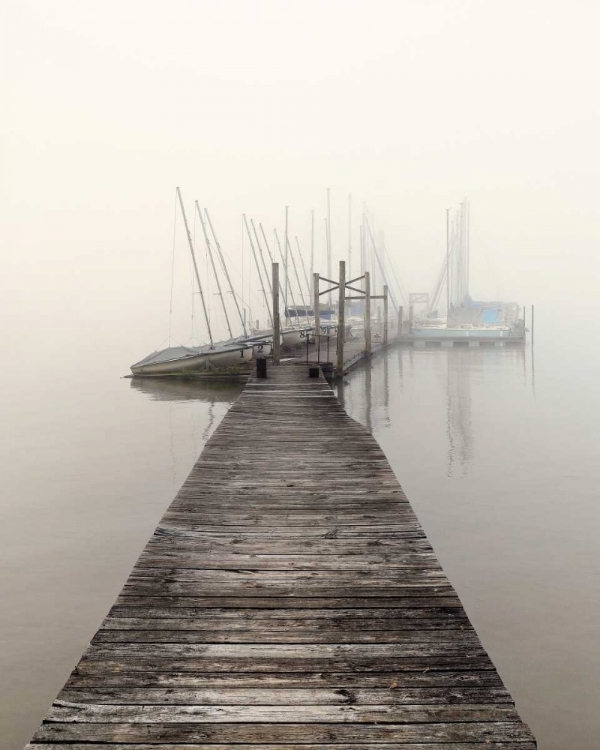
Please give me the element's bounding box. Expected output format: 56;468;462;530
114;596;465;608
46;701;520;723
75;655;496;675
64;670;506;689
105;607;469;622
33;721;536;743
102;616;470;631
135;553;441;571
156;523;426;535
92;629;477;644
27;743;539;750
58;686;513;705
83;642;488;662
125;569;449;585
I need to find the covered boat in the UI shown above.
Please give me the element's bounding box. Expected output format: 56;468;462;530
131;343;253;376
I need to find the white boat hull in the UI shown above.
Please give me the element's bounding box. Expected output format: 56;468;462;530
250;341;272;358
281;327;314;348
131;346;252;376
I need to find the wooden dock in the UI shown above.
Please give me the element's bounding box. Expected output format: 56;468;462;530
26;363;536;749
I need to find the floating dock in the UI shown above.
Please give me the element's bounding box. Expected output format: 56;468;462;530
27;363;536;749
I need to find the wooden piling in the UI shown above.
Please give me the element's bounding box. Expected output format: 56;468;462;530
313;272;320;363
272;262;281;365
336;261;346;375
364;270;371;355
383;285;389;347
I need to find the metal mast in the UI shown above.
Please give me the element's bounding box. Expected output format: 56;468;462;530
274;228;300;325
284;206;289;315
259;223;287;319
348;193;352;280
204;208;247;337
310;209;315;301
446;208;450;315
176;187;213;346
243;214;272;328
287;235;307;314
251;218;273;296
295;236;311;300
195;202;232;339
326;188;332;306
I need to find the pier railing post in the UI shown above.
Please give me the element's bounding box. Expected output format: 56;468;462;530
272;262;280;365
383;285;388;347
397;305;403;339
313;272;320;364
337;260;346;375
364;271;372;355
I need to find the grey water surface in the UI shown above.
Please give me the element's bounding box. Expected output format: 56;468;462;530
0;367;243;749
335;317;600;750
1;313;599;749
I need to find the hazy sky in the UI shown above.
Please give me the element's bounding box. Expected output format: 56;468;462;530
3;0;599;352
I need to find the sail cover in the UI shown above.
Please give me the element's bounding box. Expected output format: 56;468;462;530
131;345;200;368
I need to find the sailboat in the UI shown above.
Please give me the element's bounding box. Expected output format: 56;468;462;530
131;189;253;377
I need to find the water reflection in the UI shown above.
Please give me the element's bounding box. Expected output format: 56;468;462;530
340;344;528;478
129;376;245;403
445;350;474;478
129;376;245;477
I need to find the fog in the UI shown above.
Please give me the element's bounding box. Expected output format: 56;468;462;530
3;3;600;748
4;0;600;358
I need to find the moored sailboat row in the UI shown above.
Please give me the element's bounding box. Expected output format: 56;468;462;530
131;189;317;377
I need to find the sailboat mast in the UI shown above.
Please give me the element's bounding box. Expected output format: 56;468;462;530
326;188;332;307
310;209;315;302
251;219;273;296
465;198;470;299
259;223;287;318
204;209;247;337
288;235;308;313
446;208;450;315
284;206;289;315
274;229;300;325
176;187;213;346
195;202;233;339
295;236;311;299
243;214;273;329
348;193;352;280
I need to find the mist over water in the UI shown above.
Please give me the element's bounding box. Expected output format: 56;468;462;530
1;308;598;749
4;1;600;747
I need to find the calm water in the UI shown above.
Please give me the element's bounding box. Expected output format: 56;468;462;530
1;313;599;748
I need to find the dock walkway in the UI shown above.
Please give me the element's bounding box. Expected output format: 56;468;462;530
27;364;536;749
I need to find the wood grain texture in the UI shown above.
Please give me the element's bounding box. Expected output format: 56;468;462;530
25;364;536;747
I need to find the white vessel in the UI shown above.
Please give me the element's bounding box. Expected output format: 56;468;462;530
131;343;253;376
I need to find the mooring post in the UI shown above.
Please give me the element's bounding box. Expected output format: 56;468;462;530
364;270;372;355
531;304;535;347
256;357;267;378
337;260;346;375
383;284;389;347
272;262;280;365
313;272;320;364
397;305;404;339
